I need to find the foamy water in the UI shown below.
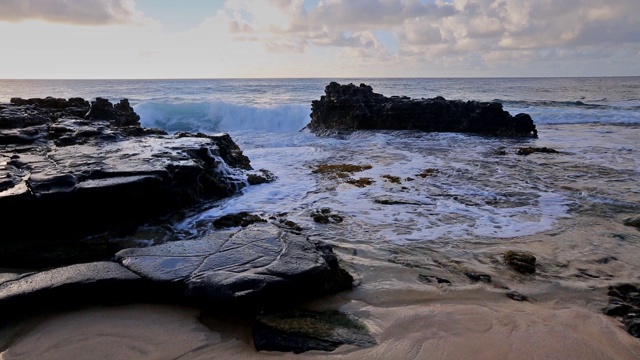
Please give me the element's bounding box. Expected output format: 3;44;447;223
179;130;574;244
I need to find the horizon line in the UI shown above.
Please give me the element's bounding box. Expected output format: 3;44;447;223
1;75;639;81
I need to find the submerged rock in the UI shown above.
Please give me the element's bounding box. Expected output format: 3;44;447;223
603;284;640;338
305;82;537;138
465;272;492;283
516;147;559;156
213;212;267;228
253;309;376;353
623;216;640;230
503;250;537;274
506;290;529;302
311;208;344;224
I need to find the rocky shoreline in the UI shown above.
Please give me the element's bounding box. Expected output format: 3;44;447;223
0;97;363;352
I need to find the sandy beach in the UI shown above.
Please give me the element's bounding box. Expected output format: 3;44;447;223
2;206;640;359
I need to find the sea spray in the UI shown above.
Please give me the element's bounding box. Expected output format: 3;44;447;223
135;101;311;133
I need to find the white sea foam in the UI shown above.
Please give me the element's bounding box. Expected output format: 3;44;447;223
177;130;574;243
135;101;311;133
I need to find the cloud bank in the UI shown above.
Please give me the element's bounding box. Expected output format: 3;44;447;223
221;0;640;76
0;0;141;25
0;0;637;78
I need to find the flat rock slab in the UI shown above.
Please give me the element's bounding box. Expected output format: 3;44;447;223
0;225;354;316
0;262;145;315
116;223;354;306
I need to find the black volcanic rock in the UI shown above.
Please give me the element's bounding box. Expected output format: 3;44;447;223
0;224;355;317
306;82;537;137
85;97;140;126
115;223;354;308
253;309;376;353
0;262;147;315
0;97;255;248
603;284;640;338
0;97;356;321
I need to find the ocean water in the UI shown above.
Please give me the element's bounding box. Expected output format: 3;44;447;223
1;77;638;245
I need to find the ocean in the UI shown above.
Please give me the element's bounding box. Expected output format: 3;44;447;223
3;77;636;239
1;77;640;358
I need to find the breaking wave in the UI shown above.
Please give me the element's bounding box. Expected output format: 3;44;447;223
134;101;311;133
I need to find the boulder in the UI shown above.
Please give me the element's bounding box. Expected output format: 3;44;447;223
115;223;354;308
305;82;537;138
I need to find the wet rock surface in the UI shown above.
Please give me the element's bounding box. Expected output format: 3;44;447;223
0;262;146;316
0;224;354;316
623;216;640;230
306;82;537;138
503;250;537;274
253;309;376;353
116;223;354;307
516;146;559;156
0;96;356;351
603;284;640;338
0;97;252;245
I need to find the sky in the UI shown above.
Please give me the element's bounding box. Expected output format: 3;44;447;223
0;0;638;79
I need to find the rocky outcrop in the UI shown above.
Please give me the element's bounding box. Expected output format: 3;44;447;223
0;224;355;315
0;97;255;247
306;82;537;138
0;96;356;342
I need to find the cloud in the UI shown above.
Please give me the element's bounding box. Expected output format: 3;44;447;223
217;0;640;75
0;0;142;25
1;0;637;78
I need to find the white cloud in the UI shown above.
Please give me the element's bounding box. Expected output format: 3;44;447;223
0;0;638;78
0;0;144;25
